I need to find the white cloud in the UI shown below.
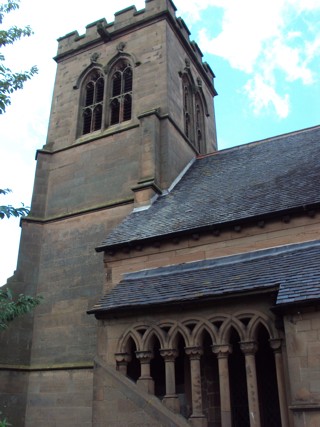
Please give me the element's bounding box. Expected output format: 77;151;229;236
244;75;290;118
174;0;225;23
191;0;320;118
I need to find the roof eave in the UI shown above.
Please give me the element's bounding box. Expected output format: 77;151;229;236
271;298;320;315
95;202;320;253
87;284;279;319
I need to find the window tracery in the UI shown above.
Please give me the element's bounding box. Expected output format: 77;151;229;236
195;93;205;153
181;71;206;154
81;69;105;135
182;75;194;142
78;57;134;137
109;61;133;126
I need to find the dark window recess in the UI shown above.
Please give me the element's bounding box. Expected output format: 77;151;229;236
109;62;133;125
112;72;122;97
185;112;190;138
82;108;93;135
85;82;94;106
110;99;120;125
183;80;194;143
182;76;206;153
93;105;103;131
96;78;104;103
124;67;133;92
123;95;132;121
195;95;205;153
81;70;105;135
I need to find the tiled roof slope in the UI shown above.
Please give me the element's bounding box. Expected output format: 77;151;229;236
98;126;320;249
89;240;320;314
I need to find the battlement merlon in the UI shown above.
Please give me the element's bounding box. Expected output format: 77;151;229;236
54;0;216;88
56;0;176;57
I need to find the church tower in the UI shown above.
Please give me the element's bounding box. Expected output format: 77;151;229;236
0;1;217;425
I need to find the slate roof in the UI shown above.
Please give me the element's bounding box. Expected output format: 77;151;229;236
97;126;320;250
88;240;320;315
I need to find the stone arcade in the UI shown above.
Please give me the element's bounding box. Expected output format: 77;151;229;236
0;1;320;426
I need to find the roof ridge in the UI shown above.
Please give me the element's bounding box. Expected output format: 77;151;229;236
198;125;320;159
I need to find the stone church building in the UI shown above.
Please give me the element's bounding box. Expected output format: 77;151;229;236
1;1;320;426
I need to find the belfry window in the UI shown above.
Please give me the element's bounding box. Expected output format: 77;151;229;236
181;73;206;154
182;77;194;142
81;70;105;135
195;94;205;153
109;61;133;126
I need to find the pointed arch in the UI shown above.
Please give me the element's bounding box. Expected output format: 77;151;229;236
182;73;194;143
192;319;218;347
73;62;104;90
219;316;246;343
168;323;192;349
107;57;133;126
248;315;278;341
78;67;105;136
142;326;166;351
104;51;140;75
117;329;142;353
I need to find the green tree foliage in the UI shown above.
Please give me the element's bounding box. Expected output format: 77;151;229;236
0;0;37;114
0;412;11;426
0;5;39;424
0;1;33;218
0;188;29;219
0;287;41;330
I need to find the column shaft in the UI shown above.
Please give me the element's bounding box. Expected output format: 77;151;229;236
212;345;232;427
270;339;289;427
185;347;207;427
136;351;154;394
160;349;180;413
240;342;261;427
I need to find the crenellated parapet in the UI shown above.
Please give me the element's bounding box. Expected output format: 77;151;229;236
55;0;214;80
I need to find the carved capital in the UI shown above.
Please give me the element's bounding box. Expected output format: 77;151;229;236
212;344;232;358
115;352;131;364
269;338;283;353
135;350;154;363
160;349;178;362
185;346;203;360
240;341;258;355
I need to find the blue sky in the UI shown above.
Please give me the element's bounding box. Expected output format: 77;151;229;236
0;0;319;284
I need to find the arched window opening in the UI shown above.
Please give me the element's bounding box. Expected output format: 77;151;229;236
175;334;191;418
81;70;105;135
195;95;205;154
228;328;249;427
200;331;220;427
109;61;133;126
181;73;207;152
183;79;194;143
126;337;140;382
256;325;281;427
150;336;166;399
